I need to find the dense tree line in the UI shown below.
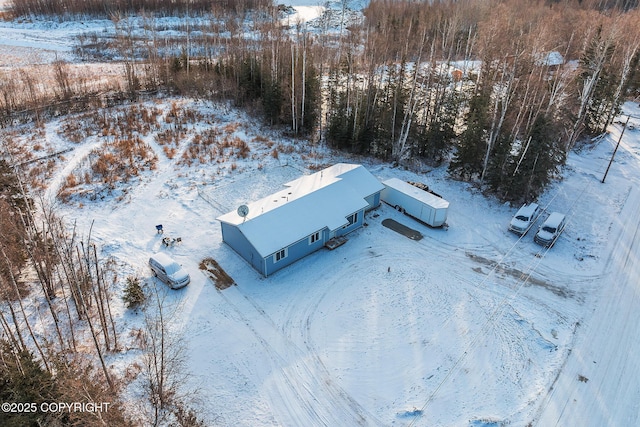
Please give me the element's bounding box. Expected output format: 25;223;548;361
324;0;640;202
135;8;322;137
1;1;639;200
9;0;271;17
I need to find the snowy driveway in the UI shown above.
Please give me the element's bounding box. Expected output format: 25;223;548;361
534;188;640;426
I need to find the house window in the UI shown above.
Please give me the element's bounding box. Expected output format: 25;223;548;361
274;248;287;263
347;212;358;226
309;231;320;244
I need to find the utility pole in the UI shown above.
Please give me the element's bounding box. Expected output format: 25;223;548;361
602;115;630;183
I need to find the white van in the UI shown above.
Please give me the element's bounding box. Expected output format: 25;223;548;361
534;212;566;248
149;252;190;289
508;202;541;236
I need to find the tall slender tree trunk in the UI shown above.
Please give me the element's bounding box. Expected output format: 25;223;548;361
1;248;50;373
290;43;296;134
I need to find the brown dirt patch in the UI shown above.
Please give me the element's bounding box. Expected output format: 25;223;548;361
199;257;235;290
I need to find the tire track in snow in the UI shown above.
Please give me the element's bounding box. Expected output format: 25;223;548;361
212;284;378;426
43;135;104;203
533;186;640;426
294;268;385;426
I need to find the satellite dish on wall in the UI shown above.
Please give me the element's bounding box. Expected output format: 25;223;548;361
237;204;249;218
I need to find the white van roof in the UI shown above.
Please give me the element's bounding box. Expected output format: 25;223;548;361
150;252;181;275
544;212;565;226
517;203;539;216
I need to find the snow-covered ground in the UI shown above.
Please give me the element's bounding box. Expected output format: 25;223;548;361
9;96;636;426
2;4;640;426
0;0;365;67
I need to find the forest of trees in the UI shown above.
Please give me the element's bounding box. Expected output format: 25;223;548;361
324;0;640;201
8;0;272;17
2;0;638;202
1;1;639;422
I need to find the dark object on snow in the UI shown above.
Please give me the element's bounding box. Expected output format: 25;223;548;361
397;407;424;418
382;218;423;240
407;181;443;199
162;236;182;247
325;236;347;250
156;224;163;234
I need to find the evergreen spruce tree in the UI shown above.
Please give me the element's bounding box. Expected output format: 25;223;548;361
417;90;459;164
374;61;409;160
509;114;565;202
449;88;490;180
579;26;617;136
484;132;515;198
326;62;375;154
238;56;262;104
123;276;145;310
326;76;353;151
0;343;57;427
261;77;282;126
628;51;640;96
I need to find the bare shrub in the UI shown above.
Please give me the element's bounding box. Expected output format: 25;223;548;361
155;128;185;148
64;174;78;189
163;146;177;159
232;137;250;158
307;162;332;171
60;119;91;143
223;122;240;134
253;135;274;148
107;105;160;138
276;142;295;154
60;133;157;202
178;128;222;166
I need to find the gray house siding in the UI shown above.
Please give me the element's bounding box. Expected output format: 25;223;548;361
365;192;381;210
224;205;371;277
264;228;328;276
220;222;264;274
335;208;365;238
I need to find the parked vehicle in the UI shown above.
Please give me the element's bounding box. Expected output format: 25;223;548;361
508;203;541;236
381;178;449;227
149;252;190;289
534;212;567;247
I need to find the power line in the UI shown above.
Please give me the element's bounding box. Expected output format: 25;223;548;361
406;116;631;425
602;115;630;183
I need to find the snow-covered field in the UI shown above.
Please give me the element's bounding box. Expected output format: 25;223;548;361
13;96;638;426
2;3;640;426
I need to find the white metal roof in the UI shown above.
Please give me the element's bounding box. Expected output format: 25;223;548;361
383;178;449;209
217;164;384;257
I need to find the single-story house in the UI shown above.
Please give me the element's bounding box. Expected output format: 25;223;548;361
217;163;384;277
